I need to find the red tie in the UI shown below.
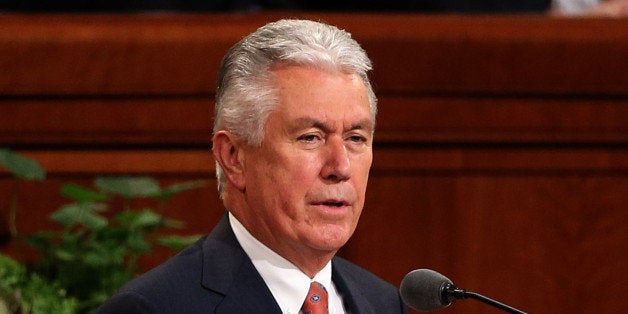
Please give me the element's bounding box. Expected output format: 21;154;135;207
301;281;329;314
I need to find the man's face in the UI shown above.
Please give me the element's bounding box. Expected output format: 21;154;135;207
239;65;373;260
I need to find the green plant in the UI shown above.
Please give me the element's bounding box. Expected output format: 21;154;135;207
0;149;45;240
0;149;205;313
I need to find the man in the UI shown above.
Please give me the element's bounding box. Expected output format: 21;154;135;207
98;19;408;314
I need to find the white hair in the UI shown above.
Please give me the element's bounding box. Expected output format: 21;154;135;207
213;19;377;196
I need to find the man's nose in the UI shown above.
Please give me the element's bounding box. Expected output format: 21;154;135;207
321;136;351;182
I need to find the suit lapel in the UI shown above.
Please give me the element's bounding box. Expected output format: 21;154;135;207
214;260;282;313
200;214;282;313
332;258;377;314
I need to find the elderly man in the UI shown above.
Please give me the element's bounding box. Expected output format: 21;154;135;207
98;19;408;314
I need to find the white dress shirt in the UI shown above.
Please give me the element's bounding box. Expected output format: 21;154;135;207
229;212;346;314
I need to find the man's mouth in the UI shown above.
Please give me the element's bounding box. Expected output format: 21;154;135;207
324;201;345;207
314;200;349;208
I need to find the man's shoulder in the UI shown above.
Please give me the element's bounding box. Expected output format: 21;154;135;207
97;235;212;313
128;234;208;288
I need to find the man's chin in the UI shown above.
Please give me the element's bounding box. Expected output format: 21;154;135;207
307;226;355;252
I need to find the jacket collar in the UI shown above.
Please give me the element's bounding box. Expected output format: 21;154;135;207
200;213;282;313
332;259;377;314
199;213;377;314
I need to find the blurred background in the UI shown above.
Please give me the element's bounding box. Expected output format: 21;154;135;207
0;1;627;313
0;0;626;15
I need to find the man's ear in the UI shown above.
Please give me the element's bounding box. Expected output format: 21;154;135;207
212;130;246;191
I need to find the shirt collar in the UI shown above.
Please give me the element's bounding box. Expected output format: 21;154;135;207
229;212;334;314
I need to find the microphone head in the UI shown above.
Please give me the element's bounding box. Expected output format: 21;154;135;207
400;269;454;312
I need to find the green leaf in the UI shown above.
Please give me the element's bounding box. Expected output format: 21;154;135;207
162;218;185;229
53;248;77;262
0;149;45;181
22;232;56;253
155;180;207;201
83;249;119;267
125;230;151;252
51;203;108;229
0;253;26;292
95;177;161;198
115;209;163;229
20;273;79;314
156;234;202;251
61;183;108;203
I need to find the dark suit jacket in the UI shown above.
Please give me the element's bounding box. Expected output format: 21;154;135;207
97;214;408;313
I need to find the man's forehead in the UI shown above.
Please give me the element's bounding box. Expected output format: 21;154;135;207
268;65;374;130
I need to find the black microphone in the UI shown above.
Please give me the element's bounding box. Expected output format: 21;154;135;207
400;269;527;314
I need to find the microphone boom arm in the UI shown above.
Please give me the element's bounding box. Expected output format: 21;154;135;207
442;283;527;314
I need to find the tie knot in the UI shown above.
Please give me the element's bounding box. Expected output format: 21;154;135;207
301;281;329;314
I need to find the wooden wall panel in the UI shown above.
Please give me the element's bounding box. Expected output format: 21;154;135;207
2;96;627;146
346;149;628;313
1;13;627;314
2;14;628;96
0;98;213;145
377;97;628;143
359;175;627;313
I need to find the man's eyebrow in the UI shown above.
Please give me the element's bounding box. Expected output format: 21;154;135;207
291;117;328;131
349;119;374;133
291;117;374;133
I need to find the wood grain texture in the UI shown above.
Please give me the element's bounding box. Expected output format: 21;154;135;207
0;13;627;314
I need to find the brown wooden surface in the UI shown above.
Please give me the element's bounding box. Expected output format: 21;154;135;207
2;14;628;96
1;13;627;314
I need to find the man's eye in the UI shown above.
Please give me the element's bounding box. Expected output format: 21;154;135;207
348;135;367;143
348;135;367;144
298;134;321;143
